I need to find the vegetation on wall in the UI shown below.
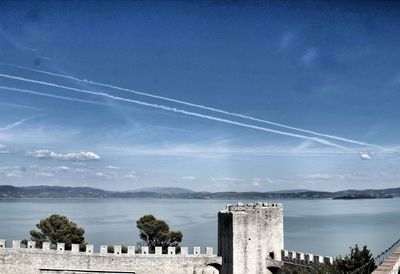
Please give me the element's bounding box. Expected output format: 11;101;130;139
28;214;86;250
278;245;376;274
136;214;183;253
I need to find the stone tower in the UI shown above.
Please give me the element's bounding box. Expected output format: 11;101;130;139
218;202;284;274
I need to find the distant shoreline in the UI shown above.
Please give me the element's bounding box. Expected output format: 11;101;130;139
1;185;400;200
333;194;394;200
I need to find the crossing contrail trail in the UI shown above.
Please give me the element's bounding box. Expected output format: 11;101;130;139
0;86;108;106
0;117;28;131
0;63;384;150
0;77;352;151
0;113;47;131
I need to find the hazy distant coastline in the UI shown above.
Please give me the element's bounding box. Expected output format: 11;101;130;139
1;185;399;200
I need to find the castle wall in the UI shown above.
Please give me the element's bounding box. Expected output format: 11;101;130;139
372;246;400;274
0;202;340;274
0;241;221;274
218;210;233;274
218;202;284;274
281;249;334;265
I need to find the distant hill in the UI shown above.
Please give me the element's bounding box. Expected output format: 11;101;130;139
131;187;194;194
270;189;311;194
0;185;111;198
0;185;400;199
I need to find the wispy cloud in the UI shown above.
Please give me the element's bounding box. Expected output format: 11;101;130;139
0;164;140;184
26;149;100;161
0;144;10;154
297;171;400;182
102;143;356;158
180;176;197;180
302;47;319;65
252;177;274;185
52;166;71;171
0;165;25;177
298;173;344;180
280;31;295;49
35;171;54;177
106;165;121;170
0;124;80;146
211;177;244;182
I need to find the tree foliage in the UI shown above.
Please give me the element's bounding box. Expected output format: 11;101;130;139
136;214;183;253
278;245;375;274
333;245;376;274
30;214;85;250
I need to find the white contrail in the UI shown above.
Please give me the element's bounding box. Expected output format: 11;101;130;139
0;117;28;131
0;112;46;131
0;86;107;107
0;77;352;151
0;63;384;149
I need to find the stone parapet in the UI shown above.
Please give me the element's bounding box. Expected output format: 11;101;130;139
0;239;215;256
281;249;333;265
0;239;222;274
372;247;400;274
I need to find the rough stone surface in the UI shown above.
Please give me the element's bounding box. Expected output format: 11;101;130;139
0;247;221;274
372;247;400;274
218;202;284;274
0;202;338;274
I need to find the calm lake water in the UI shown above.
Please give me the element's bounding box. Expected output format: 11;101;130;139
0;198;399;257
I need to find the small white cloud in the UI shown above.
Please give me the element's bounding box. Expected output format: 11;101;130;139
5;173;22;177
106;165;121;170
35;172;54;177
124;172;138;180
252;177;273;186
180;176;197;180
211;177;244;182
0;165;25;177
53;166;71;171
359;152;372;160
27;149;100;161
95;172;106;177
298;173;346;181
302;47;319;65
299;173;332;180
0;144;10;154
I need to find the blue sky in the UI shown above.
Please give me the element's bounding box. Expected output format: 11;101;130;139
0;0;399;191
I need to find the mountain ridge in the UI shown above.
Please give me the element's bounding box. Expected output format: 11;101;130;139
0;185;399;199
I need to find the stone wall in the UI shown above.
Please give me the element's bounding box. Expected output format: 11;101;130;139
0;240;221;274
281;249;334;265
372;246;400;274
0;202;340;274
218;202;284;274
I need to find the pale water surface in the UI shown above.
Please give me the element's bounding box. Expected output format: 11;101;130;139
0;198;399;257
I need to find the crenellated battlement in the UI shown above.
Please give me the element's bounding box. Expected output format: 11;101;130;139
221;202;283;212
0;239;216;257
0;202;329;274
281;249;334;265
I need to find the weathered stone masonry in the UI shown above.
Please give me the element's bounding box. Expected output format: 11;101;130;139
0;202;335;274
218;202;284;274
0;241;221;274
